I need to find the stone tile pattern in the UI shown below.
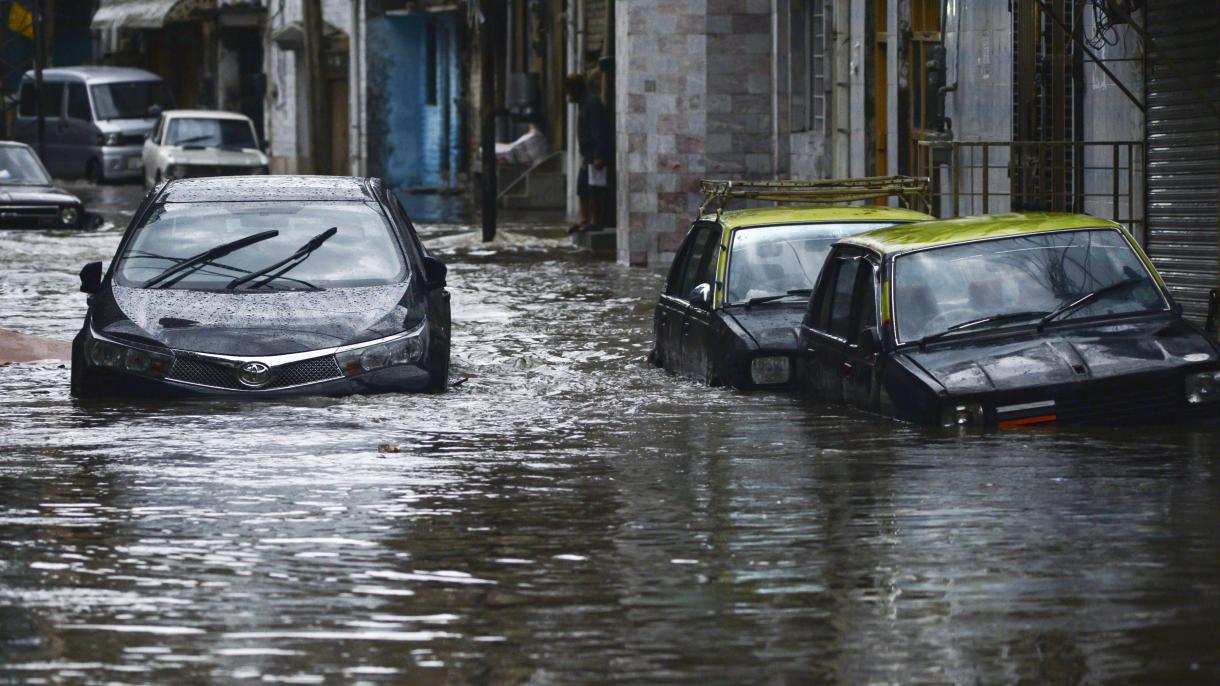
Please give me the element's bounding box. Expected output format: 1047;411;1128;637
615;0;775;268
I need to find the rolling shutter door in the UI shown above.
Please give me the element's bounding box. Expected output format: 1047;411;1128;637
1144;0;1220;321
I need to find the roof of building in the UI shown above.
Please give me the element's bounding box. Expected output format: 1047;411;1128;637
23;66;162;84
839;212;1125;255
162;109;254;121
160;176;377;203
705;205;934;230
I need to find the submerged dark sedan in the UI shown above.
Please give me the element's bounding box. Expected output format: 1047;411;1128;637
797;213;1220;427
71;175;451;397
0;141;92;229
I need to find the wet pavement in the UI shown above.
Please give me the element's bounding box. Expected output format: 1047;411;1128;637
1;182;1219;684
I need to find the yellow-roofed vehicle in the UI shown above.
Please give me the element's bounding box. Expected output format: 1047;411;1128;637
796;212;1220;427
650;177;933;389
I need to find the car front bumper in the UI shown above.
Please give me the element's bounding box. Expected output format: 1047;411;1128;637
100;146;144;180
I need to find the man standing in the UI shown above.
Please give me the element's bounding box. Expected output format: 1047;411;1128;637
564;74;612;233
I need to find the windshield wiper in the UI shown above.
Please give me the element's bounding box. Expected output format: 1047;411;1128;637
1039;276;1147;329
173;134;214;145
736;288;813;308
915;310;1050;347
142;230;279;289
226;227;337;290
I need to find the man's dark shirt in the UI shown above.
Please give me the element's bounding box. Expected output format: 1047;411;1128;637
577;93;612;163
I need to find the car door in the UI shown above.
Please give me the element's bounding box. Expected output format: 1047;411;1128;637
680;223;723;380
64;82;96;178
143;114;165;183
34;82;66;176
798;246;864;404
655;223;717;372
840;253;882;410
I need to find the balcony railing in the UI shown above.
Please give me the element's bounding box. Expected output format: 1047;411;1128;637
917;140;1144;240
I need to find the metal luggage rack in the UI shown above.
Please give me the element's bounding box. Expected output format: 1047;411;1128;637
699;176;931;217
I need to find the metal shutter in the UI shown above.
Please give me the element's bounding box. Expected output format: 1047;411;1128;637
1144;0;1220;321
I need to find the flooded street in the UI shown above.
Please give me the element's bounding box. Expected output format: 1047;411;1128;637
1;185;1219;684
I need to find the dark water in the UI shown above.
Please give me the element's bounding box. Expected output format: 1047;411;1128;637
1;185;1219;684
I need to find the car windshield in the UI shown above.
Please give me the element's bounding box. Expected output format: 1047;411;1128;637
0;146;51;185
726;222;902;304
90;81;170;120
893;228;1168;344
166;117;258;149
114;201;407;291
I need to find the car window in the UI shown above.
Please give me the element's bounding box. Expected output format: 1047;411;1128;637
726;221;898;304
66;83;91;120
114;201;408;291
0;146;52;185
666;225;718;300
18;82;64;118
91;81;170;120
826;256;862;339
849;262;877;343
892;228;1168;343
165;118;259;149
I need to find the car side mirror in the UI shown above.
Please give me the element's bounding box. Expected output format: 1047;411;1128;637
689;283;712;310
261;140;270;154
856;326;882;356
79;261;102;294
422;255;447;289
147;104;163;118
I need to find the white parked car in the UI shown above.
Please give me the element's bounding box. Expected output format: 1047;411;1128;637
142;110;269;187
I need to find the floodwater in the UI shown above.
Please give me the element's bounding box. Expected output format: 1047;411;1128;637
2;184;1219;684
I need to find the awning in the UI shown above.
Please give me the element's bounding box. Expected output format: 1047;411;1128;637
91;0;215;31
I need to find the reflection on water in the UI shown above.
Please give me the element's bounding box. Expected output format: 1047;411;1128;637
2;213;1219;683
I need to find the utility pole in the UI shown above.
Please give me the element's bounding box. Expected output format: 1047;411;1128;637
33;0;45;160
302;0;329;174
477;0;496;242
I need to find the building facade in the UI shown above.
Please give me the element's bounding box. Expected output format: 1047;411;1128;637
616;0;1219;325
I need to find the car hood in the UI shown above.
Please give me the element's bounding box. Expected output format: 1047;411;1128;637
167;147;267;165
725;303;804;350
901;317;1217;394
0;185;80;205
101;284;412;356
97;118;155;134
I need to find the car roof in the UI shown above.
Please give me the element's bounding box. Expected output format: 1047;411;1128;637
838;212;1124;255
160;176;378;203
162;109;253;121
705;205;933;230
23;66;162;84
0;140;34;150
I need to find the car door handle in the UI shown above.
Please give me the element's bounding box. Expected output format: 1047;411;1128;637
681;320;691;332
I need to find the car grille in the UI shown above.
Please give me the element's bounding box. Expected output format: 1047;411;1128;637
1054;381;1182;423
0;205;58;228
166;355;343;390
115;133;146;146
177;165;263;178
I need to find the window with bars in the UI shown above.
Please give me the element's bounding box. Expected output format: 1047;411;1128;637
790;0;829;134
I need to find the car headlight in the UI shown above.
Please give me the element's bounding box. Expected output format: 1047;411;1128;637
59;206;78;226
940;402;985;427
334;325;427;376
750;355;791;385
87;335;172;378
1185;371;1220;404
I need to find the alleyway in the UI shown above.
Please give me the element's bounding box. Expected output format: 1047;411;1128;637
1;189;1218;683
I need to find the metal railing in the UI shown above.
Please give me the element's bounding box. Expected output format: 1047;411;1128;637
917;140;1144;238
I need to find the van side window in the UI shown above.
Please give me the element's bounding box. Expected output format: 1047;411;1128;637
18;83;34;117
37;83;64;118
67;83;91;121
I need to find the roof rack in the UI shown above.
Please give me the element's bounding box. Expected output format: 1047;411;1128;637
699;175;930;216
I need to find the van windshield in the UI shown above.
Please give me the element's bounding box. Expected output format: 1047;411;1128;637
90;81;171;120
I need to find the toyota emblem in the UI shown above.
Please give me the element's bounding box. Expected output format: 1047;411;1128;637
237;361;272;387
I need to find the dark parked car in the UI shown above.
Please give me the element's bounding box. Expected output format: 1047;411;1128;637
71;175;451;397
0;141;93;229
797;213;1220;427
651;180;931;389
